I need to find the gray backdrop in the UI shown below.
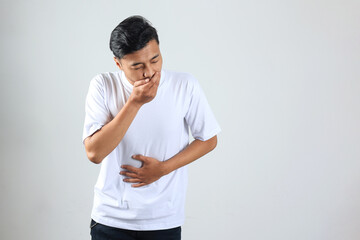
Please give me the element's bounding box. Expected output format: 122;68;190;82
1;0;359;239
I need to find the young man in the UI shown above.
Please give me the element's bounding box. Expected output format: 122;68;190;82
82;15;221;240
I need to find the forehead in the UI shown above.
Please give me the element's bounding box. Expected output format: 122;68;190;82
122;40;160;64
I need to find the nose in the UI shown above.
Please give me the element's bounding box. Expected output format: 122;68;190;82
143;65;155;79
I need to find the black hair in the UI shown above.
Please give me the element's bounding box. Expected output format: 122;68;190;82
109;15;159;59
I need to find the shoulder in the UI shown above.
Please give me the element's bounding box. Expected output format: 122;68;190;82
90;72;121;86
162;69;199;89
88;72;123;96
163;69;196;81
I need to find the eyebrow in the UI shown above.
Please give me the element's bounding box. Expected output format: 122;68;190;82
131;54;159;67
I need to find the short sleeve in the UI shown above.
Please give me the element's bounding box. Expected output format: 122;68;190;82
82;75;111;143
184;77;221;141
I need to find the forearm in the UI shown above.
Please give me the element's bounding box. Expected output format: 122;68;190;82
162;135;218;175
84;100;142;164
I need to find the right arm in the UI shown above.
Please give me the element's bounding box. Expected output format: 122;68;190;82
84;99;141;164
84;72;160;164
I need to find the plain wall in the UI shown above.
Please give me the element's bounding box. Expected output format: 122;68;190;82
1;0;359;239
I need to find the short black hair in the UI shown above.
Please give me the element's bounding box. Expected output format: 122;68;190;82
109;15;159;59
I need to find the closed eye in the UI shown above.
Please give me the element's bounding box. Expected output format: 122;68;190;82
132;65;144;70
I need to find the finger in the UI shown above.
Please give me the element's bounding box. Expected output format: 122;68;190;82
119;171;137;178
150;71;158;79
150;72;160;84
131;155;149;162
134;78;150;87
149;73;160;89
151;74;160;87
137;73;159;91
145;72;159;86
123;178;141;183
148;80;159;92
121;165;139;173
143;77;157;89
132;182;148;188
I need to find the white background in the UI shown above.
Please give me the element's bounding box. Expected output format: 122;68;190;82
1;0;359;239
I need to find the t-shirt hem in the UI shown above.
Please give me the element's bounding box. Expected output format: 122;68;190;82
91;214;184;231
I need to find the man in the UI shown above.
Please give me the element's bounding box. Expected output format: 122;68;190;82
82;15;221;240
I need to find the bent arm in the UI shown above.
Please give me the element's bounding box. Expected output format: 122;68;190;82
120;135;218;187
162;135;218;175
84;100;141;164
84;73;160;164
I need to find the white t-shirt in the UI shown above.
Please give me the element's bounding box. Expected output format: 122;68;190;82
82;69;221;230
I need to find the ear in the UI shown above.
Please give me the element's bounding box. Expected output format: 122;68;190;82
114;57;123;70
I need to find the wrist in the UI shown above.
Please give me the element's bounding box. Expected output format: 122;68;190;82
127;97;143;109
161;159;174;176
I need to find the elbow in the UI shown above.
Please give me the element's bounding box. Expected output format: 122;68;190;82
84;138;103;164
208;135;218;151
86;151;103;164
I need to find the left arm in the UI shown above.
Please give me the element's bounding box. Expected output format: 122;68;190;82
120;135;218;187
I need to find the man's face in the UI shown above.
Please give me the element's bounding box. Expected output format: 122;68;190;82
114;39;163;85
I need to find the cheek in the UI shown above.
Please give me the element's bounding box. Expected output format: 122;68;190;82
155;60;163;71
127;71;143;82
